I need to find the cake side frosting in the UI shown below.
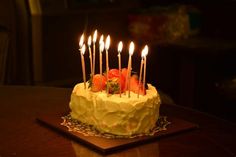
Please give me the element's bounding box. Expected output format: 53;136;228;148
69;82;161;136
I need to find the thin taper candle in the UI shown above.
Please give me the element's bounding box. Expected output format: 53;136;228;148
125;60;129;95
138;58;144;98
87;36;93;76
128;57;132;97
100;45;103;76
99;35;104;76
118;41;123;97
105;35;110;95
80;44;86;89
127;42;134;98
99;40;104;92
143;57;146;92
143;45;148;94
92;30;97;77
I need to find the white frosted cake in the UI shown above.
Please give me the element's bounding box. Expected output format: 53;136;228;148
67;33;162;136
69;71;161;136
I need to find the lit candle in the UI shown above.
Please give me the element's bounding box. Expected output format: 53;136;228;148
105;35;110;95
143;45;148;94
99;39;105;92
87;35;93;77
79;34;86;89
79;34;84;48
118;41;123;97
99;35;104;76
138;47;146;98
80;44;86;89
127;42;134;98
92;30;97;77
99;35;104;45
105;35;110;72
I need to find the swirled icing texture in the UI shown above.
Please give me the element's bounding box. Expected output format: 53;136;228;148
69;83;161;136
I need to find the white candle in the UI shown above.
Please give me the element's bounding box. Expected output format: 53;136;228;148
92;30;97;77
80;44;86;89
143;45;148;94
138;47;146;98
99;40;105;92
127;42;134;98
118;41;123;97
105;35;110;72
99;35;104;76
105;35;110;95
87;36;93;77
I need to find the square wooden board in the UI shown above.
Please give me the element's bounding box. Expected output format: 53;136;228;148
37;115;198;154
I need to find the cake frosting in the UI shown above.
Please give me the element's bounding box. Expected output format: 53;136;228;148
69;82;161;136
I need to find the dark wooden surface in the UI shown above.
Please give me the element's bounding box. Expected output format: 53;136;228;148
0;85;235;157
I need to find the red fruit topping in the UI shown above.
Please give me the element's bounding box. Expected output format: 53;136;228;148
107;69;119;79
121;68;128;91
91;74;106;92
121;68;128;78
92;68;146;95
129;75;146;95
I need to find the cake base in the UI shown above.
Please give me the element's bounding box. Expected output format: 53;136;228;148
61;114;170;139
37;114;198;154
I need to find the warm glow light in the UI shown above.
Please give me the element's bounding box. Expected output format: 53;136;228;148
93;30;97;43
118;41;123;53
144;45;148;56
99;35;104;45
79;34;84;48
81;44;86;55
141;45;148;58
105;35;110;50
99;41;105;52
129;41;135;56
87;35;92;46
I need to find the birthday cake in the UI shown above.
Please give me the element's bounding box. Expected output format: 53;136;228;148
67;32;162;136
69;69;161;136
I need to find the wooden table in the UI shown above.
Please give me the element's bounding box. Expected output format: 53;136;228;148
0;85;235;157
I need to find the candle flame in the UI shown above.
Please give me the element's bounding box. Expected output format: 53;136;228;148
81;44;86;55
99;35;104;45
99;41;105;52
118;41;123;53
93;30;97;43
129;41;135;56
79;34;84;48
105;35;110;50
88;35;92;46
141;45;148;58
